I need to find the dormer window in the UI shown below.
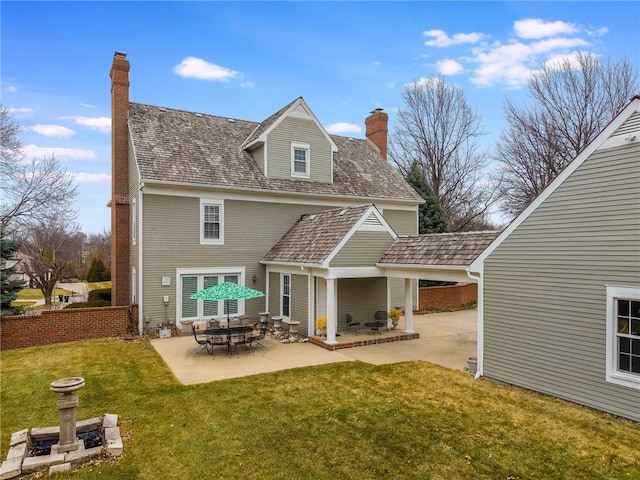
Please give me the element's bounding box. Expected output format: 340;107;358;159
291;142;310;178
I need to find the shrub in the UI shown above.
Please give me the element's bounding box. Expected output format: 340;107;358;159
88;288;111;303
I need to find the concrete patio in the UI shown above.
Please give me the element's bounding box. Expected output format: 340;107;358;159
150;309;477;385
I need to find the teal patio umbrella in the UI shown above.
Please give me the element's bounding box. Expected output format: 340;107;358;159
190;282;265;323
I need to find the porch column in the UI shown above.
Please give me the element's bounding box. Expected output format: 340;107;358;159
325;278;338;345
403;278;415;333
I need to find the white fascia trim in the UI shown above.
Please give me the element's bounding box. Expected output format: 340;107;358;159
262;264;316;276
470;97;640;273
468;269;483;378
605;285;640;390
326;266;386;278
140;181;422;209
323;205;398;267
259;260;322;269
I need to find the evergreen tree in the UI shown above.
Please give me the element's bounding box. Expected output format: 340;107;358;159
87;256;109;282
1;227;26;316
405;163;447;234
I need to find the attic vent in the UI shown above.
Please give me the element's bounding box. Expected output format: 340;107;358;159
612;111;640;137
228;118;235;123
363;212;382;227
195;113;202;117
308;214;316;220
158;107;166;112
289;104;312;120
338;209;347;216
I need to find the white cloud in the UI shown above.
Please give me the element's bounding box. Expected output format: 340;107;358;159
405;77;439;89
385;81;397;89
8;107;33;114
470;37;590;87
23;144;96;161
437;59;464;75
424;29;486;47
73;172;111;184
325;122;362;134
372;61;381;66
422;17;603;89
7;86;17;93
61;116;111;133
29;124;76;138
173;56;241;81
240;82;255;88
79;103;96;109
514;18;579;39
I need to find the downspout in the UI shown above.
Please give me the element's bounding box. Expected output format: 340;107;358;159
467;268;482;379
138;183;144;335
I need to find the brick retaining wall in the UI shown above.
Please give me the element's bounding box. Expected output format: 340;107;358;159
418;283;477;311
0;304;138;350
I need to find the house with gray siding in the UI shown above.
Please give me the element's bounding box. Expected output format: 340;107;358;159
109;52;425;342
470;96;640;421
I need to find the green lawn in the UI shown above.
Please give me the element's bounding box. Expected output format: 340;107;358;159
1;338;638;479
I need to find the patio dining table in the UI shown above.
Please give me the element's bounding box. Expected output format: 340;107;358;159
204;325;254;356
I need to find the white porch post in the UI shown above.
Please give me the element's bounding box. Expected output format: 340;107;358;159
403;278;414;333
325;278;338;345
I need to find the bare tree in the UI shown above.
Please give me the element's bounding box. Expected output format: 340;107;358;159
0;104;78;235
495;52;639;219
19;217;83;307
389;78;494;231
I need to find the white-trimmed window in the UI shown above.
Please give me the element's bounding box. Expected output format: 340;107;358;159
606;285;640;389
282;274;291;318
177;268;244;324
132;198;137;245
291;142;310;178
200;199;224;245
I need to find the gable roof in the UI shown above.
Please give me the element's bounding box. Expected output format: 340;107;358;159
261;204;394;266
128;102;422;203
378;231;500;267
470;95;640;272
242;97;338;152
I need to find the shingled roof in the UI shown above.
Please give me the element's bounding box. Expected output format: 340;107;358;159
128;102;422;202
378;231;500;267
261;204;375;265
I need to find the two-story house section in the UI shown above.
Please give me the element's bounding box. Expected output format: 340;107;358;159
109;52;423;338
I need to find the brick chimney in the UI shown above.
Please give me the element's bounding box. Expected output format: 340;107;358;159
365;108;388;160
110;51;130;307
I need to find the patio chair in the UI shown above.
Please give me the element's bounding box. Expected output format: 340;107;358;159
345;313;360;334
192;324;212;356
207;331;229;358
231;331;254;357
248;331;268;350
373;310;389;332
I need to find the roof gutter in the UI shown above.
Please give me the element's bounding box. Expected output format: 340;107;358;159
138;178;423;207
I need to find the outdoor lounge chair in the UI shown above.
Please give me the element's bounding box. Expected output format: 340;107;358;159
346;313;360;334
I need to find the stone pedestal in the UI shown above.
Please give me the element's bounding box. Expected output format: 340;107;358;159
50;377;85;454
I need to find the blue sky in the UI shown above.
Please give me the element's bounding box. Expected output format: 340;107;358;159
2;1;639;233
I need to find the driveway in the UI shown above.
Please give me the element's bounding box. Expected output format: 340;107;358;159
150;309;477;385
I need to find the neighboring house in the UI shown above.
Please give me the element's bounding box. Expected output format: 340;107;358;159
470;96;640;421
109;52;425;340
